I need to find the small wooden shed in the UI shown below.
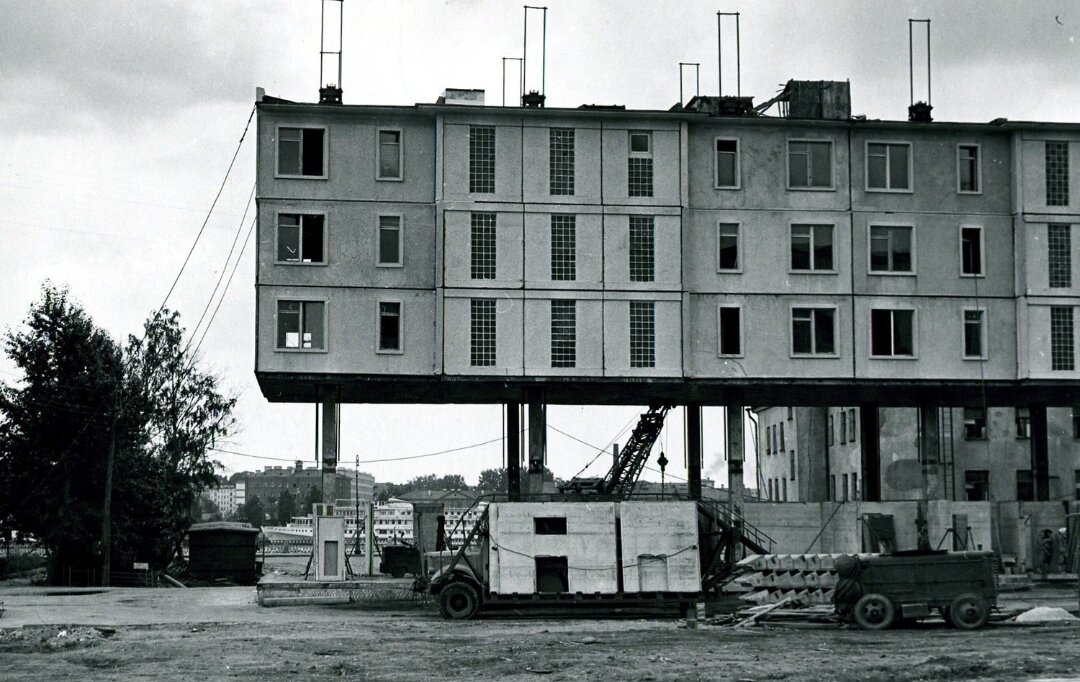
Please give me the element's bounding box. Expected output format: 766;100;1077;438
187;522;261;585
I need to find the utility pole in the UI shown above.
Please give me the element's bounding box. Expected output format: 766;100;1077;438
354;454;361;556
101;383;119;587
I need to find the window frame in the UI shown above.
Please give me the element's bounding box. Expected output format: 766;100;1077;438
628;131;653;158
867;222;917;276
275;125;329;180
963;407;988;440
376;213;404;268
375;127;404;182
956;143;981;194
961;306;988;360
716;222;742;273
628;299;656;368
789;305;839;358
549;298;577;369
275;211;328;266
864;140;913;193
868;307;918;359
274;297;329;353
1015;407;1031;440
375;299;404;355
713;137;741;189
789;222;837;273
717;302;744;358
786;138;835;191
959;224;985;278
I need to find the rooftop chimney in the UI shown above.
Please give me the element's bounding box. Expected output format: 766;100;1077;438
908;101;933;123
522;90;546;108
319;86;343;105
295;460;304;473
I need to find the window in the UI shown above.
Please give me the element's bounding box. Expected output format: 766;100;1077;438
790;452;795;481
550;215;576;281
960;226;984;276
277;127;325;177
779;423;786;451
765;426;771;455
957;144;980;193
782;478;788;501
718;305;741;356
961;308;987;359
829;416;834;445
849;409;857;441
787;407;793;420
866;142;911;191
534;517;567;535
1016;470;1035;502
963;407;987;440
377;301;401;353
791;307;836;356
1046;141;1069;206
470;212;497;280
842;474;849;502
377;215;402;266
549;128;575;196
850;473;858;501
840;410;847;444
377;129;402;180
1048;224;1072;288
717;223;740;271
1051;306;1075;371
276;300;325;350
870;309;915;357
1073;407;1080;439
1075;470;1080;501
628;131;653;197
715;138;739;188
550;300;576;368
831;475;836;502
1015;407;1031;439
469;126;495;194
791;224;834;271
964;470;989;501
629;301;655;368
772;425;778;454
277;214;325;263
869;225;913;273
788;140;833;188
470;299;496;367
629;216;655;282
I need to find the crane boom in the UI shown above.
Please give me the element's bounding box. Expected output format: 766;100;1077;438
559;405;672;497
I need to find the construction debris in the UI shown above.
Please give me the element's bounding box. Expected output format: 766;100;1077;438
1014;607;1079;623
733;554;853;606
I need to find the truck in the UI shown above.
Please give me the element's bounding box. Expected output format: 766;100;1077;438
833;549;997;630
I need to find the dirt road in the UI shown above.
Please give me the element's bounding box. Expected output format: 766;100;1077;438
1;585;1079;681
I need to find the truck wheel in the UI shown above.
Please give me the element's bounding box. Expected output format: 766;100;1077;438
438;582;480;620
853;593;895;630
948;593;989;630
390;565;406;579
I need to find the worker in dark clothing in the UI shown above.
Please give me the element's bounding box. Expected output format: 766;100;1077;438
1039;529;1055;579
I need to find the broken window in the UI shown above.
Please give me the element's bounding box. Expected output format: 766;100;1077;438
535;556;569;593
791;224;834;271
277;214;325;264
717;223;740;271
958;144;980;193
869;225;913;273
964;470;989;501
277;127;325;177
715;138;739;188
377;301;401;353
718;305;741;356
533;517;567;535
866;142;911;191
788;140;833;188
963;407;987;440
276;300;325;350
377;129;402;180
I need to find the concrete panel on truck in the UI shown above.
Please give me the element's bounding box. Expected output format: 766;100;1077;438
488;502;618;595
619;501;701;592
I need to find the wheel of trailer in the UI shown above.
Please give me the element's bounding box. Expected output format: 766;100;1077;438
438;581;480;620
948;593;989;630
853;593;895;630
390;565;406;579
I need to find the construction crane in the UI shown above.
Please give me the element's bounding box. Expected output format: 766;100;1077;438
558;405;672;497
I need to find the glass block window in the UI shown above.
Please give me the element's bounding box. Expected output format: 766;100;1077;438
717;223;740;271
469;126;495;194
550;215;576;281
1046;141;1069;206
791;307;836;355
963;309;986;359
470;299;496;367
629;300;655;368
869;225;913;273
470;212;496;280
870;309;915;357
791;224;834;271
549;128;575;196
550;300;576;368
1048;224;1072;288
629;215;655;282
628;131;653;197
1051;306;1074;371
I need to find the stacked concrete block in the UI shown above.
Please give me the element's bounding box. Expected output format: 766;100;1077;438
734;554;853;605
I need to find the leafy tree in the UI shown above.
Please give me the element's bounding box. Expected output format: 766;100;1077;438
275;488;297;525
477;468;507;492
239;496;266;528
301;485;322;515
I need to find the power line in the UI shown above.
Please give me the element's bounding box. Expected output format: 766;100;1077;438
192;217;256;357
208;434;507;466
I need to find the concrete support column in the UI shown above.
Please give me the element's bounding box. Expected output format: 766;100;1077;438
859;405;881;502
320;391;340;505
918;406;942;500
1031;404;1050;501
506;402;521;501
685;404;703;501
526;399;546;495
725;405;743;511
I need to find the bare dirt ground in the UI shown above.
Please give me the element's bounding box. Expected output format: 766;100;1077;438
1;582;1078;681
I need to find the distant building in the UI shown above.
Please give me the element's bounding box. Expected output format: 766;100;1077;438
235;460;373;511
201;485;239;518
398;489;487;544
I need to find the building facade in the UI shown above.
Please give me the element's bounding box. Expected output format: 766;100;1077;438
236;461;373;510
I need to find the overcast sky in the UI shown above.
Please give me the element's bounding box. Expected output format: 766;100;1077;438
2;0;1078;488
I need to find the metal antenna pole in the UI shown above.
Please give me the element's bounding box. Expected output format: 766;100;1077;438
541;6;547;97
926;19;932;106
735;12;741;96
908;19;914;106
338;0;343;90
717;12;741;97
717;12;722;96
320;0;325;87
522;7;528;99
